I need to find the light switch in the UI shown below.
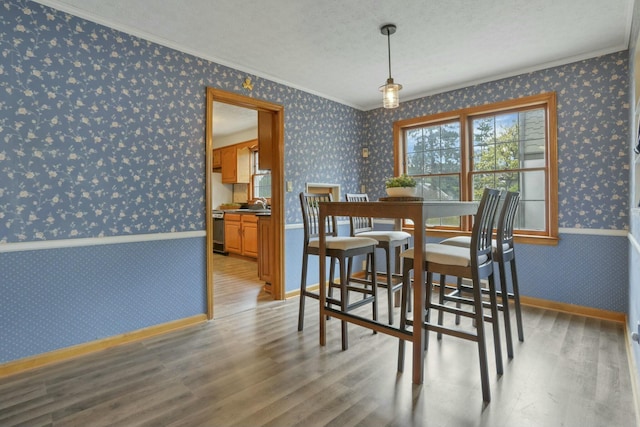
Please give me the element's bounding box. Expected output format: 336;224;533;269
286;181;293;192
362;148;369;158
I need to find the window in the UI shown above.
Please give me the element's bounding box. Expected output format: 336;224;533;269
394;92;558;242
252;150;271;199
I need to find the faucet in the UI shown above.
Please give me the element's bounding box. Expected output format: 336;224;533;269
255;198;267;209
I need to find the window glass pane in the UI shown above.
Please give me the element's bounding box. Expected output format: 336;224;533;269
472;170;545;231
406;122;461;177
472;108;546;172
521;109;546;157
253;174;271;198
416;175;461;227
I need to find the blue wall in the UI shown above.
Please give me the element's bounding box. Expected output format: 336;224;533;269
0;0;366;364
349;51;630;314
0;0;631;365
363;55;630;228
0;237;206;362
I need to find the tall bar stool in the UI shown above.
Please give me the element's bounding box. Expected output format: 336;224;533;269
438;191;523;358
397;188;502;402
297;192;379;350
345;193;411;325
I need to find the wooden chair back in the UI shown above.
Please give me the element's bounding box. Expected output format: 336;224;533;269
496;191;520;255
344;193;374;235
470;188;502;271
299;192;337;245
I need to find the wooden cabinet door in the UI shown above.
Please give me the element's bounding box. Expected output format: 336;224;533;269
212;148;221;169
220;147;237;183
221;146;251;184
224;214;242;254
241;215;258;258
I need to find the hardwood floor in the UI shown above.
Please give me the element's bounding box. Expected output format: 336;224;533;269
0;277;637;426
213;253;276;319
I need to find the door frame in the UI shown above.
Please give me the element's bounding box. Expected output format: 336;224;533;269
205;88;285;319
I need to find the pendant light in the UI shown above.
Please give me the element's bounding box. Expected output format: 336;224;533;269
379;24;402;109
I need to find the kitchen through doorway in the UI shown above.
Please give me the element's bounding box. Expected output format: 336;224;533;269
205;88;285;320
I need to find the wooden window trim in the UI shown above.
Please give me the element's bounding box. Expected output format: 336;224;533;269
393;92;558;245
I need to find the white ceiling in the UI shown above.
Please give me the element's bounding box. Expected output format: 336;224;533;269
34;0;635;111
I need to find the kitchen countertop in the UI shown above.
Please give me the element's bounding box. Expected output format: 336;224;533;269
223;209;271;215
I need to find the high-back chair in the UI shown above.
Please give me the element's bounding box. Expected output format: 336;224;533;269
298;192;379;350
345;193;411;325
397;188;502;402
438;191;522;358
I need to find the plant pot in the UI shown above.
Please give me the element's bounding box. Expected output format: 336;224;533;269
385;187;416;197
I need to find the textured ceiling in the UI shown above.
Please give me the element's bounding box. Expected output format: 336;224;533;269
34;0;634;111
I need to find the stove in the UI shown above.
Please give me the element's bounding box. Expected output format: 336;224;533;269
212;210;227;254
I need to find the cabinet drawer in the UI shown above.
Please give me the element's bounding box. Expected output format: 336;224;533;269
224;213;241;222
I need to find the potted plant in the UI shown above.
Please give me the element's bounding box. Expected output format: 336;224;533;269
385;174;417;197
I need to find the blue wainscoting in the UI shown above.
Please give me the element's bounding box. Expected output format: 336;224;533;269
516;232;628;313
284;226;628;313
0;237;206;364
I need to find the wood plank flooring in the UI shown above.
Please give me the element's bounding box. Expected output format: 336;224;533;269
212;254;275;319
0;266;638;426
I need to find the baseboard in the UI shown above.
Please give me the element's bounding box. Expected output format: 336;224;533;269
289;281;626;323
0;314;207;379
519;295;625;323
624;323;640;427
286;284;320;299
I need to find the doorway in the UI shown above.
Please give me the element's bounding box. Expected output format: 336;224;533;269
205;88;285;320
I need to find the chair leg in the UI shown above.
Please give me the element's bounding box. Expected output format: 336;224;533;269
328;257;336;308
370;252;378;326
510;258;524;342
424;271;434;351
385;247;394;325
498;260;514;359
398;259;412;372
487;273;504;376
340;257;349;351
471;273;491;403
298;252;309;331
454;277;462;325
437;274;445;340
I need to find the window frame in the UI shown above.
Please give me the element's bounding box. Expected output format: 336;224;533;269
393;92;558;245
250;148;271;200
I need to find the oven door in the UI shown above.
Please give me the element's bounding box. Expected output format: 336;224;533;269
213;215;227;254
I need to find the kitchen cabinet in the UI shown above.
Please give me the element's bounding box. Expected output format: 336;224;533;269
242;214;258;258
258;215;273;290
224;213;242;254
221;145;251;184
224;213;258;258
212;148;221;169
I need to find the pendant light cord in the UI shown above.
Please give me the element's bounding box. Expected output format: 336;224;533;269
387;31;392;80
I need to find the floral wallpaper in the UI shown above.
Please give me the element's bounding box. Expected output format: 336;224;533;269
363;53;630;230
0;0;630;246
0;0;364;243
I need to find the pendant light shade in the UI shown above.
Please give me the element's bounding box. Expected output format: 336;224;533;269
379;24;402;109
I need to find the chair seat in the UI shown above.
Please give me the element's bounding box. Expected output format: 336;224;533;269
439;236;509;253
356;230;411;243
400;244;488;267
308;236;378;251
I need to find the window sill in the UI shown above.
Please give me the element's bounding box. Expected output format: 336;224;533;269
402;227;560;246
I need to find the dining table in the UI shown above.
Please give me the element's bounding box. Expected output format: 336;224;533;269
318;199;479;385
